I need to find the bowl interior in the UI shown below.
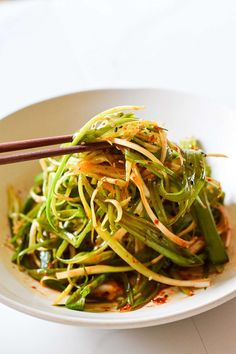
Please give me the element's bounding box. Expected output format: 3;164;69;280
0;88;236;328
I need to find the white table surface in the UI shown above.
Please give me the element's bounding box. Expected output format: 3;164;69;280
0;1;236;353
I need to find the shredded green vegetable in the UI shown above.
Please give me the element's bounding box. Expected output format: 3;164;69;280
8;106;230;312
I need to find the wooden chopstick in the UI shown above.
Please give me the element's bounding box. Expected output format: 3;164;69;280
0;134;73;153
0;141;110;165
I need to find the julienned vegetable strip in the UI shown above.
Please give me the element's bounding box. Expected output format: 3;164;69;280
8;106;230;313
193;191;229;265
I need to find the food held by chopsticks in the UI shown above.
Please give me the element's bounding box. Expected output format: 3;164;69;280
8;106;231;312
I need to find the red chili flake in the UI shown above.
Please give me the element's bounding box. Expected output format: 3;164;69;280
120;304;132;312
154;219;159;225
207;177;212;182
152;296;167;305
31;286;36;289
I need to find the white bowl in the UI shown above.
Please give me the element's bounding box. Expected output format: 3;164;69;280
0;88;236;329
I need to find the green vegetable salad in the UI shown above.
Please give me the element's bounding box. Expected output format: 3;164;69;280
8;106;230;312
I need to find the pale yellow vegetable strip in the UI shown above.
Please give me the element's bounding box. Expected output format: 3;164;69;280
112;138;164;166
206;153;228;158
78;174;91;218
53;283;73;305
28;219;38;248
178;220;196;237
101;214;109;230
105;199;123;222
159;129;168;163
90;187;99;227
112;227;127;241
150;254;164;265
56;265;133;280
125;159;132;182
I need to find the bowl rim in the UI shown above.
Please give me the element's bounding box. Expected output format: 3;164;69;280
1;86;235;122
0;285;236;328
